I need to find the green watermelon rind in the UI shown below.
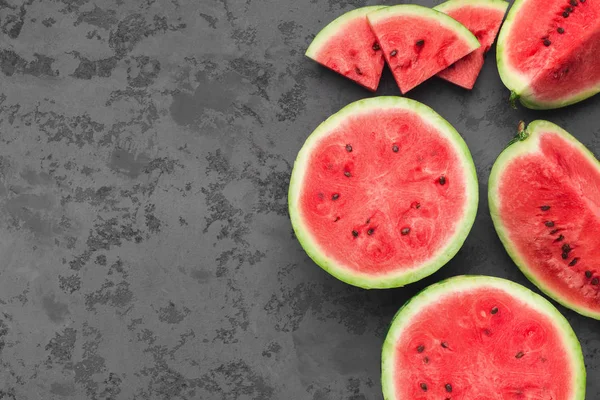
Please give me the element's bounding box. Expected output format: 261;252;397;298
496;0;600;109
367;4;481;51
288;97;478;289
434;0;509;16
381;275;586;400
488;120;600;320
305;6;387;60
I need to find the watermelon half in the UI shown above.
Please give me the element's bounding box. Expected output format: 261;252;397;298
435;0;508;89
497;0;600;109
489;120;600;319
382;275;586;399
367;5;481;93
288;97;478;289
305;6;386;92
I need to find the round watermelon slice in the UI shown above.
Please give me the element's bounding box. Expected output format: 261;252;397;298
435;0;508;89
367;5;481;94
305;6;386;92
497;0;600;109
489;120;600;319
288;97;478;289
382;275;586;400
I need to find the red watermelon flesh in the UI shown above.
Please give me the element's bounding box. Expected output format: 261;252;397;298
435;0;508;89
489;121;600;319
382;276;585;400
497;0;600;108
288;97;478;289
305;6;386;92
367;5;480;94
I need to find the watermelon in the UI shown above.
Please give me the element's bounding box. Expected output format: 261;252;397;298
497;0;600;109
435;0;508;89
381;275;586;400
489;120;600;319
367;5;481;94
288;97;478;289
305;6;386;92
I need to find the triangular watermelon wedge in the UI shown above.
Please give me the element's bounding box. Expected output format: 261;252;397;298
367;5;481;94
305;6;386;92
436;0;508;89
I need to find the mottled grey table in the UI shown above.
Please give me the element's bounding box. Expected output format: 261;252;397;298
0;0;598;398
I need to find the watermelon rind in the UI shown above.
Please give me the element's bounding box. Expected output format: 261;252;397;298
367;4;481;50
305;6;386;60
434;0;509;16
381;275;586;400
496;0;600;109
489;120;600;320
288;97;478;289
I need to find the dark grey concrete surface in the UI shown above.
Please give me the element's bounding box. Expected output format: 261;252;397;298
0;0;598;398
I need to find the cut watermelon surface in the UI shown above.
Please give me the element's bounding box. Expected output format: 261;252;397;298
382;276;586;400
489;120;600;319
435;0;508;89
497;0;600;108
367;5;480;93
305;6;386;91
288;97;478;289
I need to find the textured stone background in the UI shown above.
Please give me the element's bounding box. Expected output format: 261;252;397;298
0;0;598;398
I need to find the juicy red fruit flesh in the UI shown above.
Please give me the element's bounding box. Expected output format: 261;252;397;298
311;18;385;91
393;287;574;399
437;4;507;89
298;108;468;276
368;14;478;93
497;131;600;314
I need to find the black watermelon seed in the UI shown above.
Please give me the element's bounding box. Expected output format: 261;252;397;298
593;278;599;285
441;341;449;348
550;229;559;235
367;228;374;235
344;171;351;177
416;39;425;47
346;144;353;152
366;218;371;224
420;383;428;392
355;67;363;75
540;205;551;211
569;257;579;266
562;244;571;252
334;216;340;222
545;221;555;227
491;307;499;314
439;175;446;185
392;144;399;152
390;49;398;56
332;193;339;200
543;38;551;46
581;0;585;3
585;270;592;278
352;230;358;237
483;329;492;336
555;234;564;242
417;345;425;353
416;203;421;209
401;227;410;235
515;351;525;359
570;0;578;5
445;384;453;393
558;27;565;33
563;10;569;17
566;6;573;12
372;42;380;51
423;356;429;364
562;252;569;260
